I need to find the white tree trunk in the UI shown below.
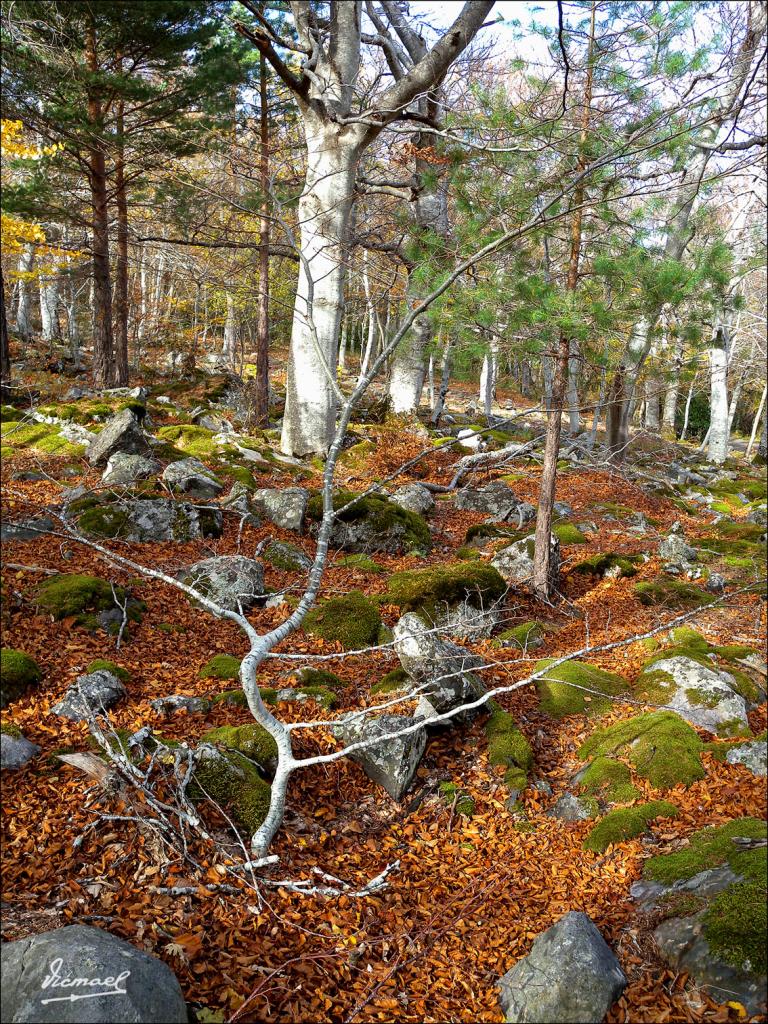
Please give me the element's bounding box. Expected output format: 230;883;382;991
707;338;729;464
662;334;684;436
15;245;34;339
644;376;660;432
282;120;359;454
479;337;499;421
223;292;237;367
358;252;377;384
338;316;348;371
746;384;767;459
679;378;695;442
39;274;59;342
427;353;435;409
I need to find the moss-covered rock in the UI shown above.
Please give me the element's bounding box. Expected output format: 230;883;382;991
0;420;86;456
578;756;641;803
294;667;344;689
199;654;241;681
583;800;678;852
201;723;278;771
86;659;131;683
495;621;546;650
534;658;629;718
571;552;642;578
634;576;710;609
155;423;219;458
464;523;517;547
645;818;767;975
438;781;476;817
386;562;507;620
262;539;312;572
305;490;431;554
578;711;705;789
191;747;271;833
552;522;587;544
485;706;533;794
303;590;382;649
0;649;42;707
33;573;126;625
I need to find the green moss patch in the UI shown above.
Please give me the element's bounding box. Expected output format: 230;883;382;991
294;667;344;689
578;756;641;803
578;712;705;789
337;554;384;573
703;881;767;974
0;420;85;456
191;749;271;834
1;649;42;707
86;659;131;683
583;800;678;852
634;576;710;609
155;424;219;458
385;562;506;622
371;667;412;694
438;781;476;817
644;817;767;885
571;552;642;578
202;723;278;766
485;706;533;794
495;621;546;650
34;573;125;622
552;523;587;544
199;655;242;681
464;523;517;547
263;540;310;572
534;658;629;718
303;590;382;649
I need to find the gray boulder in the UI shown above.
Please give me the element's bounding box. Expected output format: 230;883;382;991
192;410;233;433
659;522;697;566
162;457;223;498
705;572;726;594
492;534;560;593
640;656;749;735
546;793;595;822
393;612;485;720
72;497;222;543
181;555;265;611
331;712;426;801
263;539;312;572
497;912;627;1023
251;487;309;532
86;409;150;467
102;452;160;486
553;500;573;517
0;923;187;1023
51;670;127;721
456;481;534;524
150;694;212;716
390;483;435;516
1;729;40;769
746;503;767;527
725;738;767;776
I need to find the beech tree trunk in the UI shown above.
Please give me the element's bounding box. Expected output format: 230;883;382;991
223;292;237;367
252;50;270;426
567;339;581;433
39;274;59;343
0;269;10;395
15;246;34;339
746;384;766;460
708;328;730;464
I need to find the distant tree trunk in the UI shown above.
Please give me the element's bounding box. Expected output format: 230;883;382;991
588;363;607;448
66;278;80;369
113;85;129;386
223;292;237;367
542;355;553;412
15;245;34;339
252;49;271;426
338;317;348;371
358;252;377;384
755;407;767;465
567;339;581;433
644;376;660;432
521;358;533;398
1;269;10;395
427;353;435;409
679;378;695;442
707;328;729;464
746;384;766;460
431;333;454;425
39;274;59;343
86;15;114;387
661;333;684;437
480;336;498;422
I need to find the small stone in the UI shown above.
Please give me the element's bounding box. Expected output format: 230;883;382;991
547;793;594;821
1;730;40;770
706;573;726;594
331;712;426;801
150;695;212;716
390;483;435;515
162;458;223;498
51;670;127;721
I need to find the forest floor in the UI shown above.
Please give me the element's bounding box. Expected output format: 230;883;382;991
1;365;766;1024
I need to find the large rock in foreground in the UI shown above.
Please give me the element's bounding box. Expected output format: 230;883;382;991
636;656;749;736
497;911;627;1023
331;712;426;801
86;409;151;467
306;491;431;554
393;612;485;720
0;923;187;1023
72;497;222;543
180;555;265;612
